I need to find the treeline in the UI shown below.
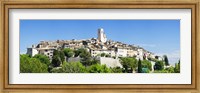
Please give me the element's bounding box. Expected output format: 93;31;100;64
153;60;180;73
148;55;180;73
20;48;122;73
119;57;179;73
20;54;49;73
20;48;180;73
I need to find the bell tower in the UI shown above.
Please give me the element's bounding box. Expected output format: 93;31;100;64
97;28;107;43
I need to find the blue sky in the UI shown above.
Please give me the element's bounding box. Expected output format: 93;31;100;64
20;20;180;65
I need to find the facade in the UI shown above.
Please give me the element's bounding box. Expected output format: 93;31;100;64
37;48;56;60
136;49;144;60
26;45;56;60
116;48;127;57
127;48;136;57
90;49;116;57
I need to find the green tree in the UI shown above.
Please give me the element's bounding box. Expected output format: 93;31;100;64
51;67;64;73
163;55;169;66
53;50;65;62
87;64;111;73
111;67;123;73
20;54;48;73
62;62;87;73
154;61;164;70
154;66;175;73
59;50;65;63
137;59;142;73
105;54;111;57
142;60;152;71
53;50;59;55
121;57;137;73
51;55;62;67
20;54;31;72
51;50;65;67
74;48;85;57
79;49;91;66
174;60;180;73
33;54;50;66
63;48;74;62
101;53;106;57
166;66;175;73
90;58;100;65
154;70;168;73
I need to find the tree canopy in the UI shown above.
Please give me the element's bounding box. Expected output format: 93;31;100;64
20;54;48;73
154;61;164;70
74;48;86;57
51;54;62;67
111;67;123;73
79;49;91;66
63;48;74;61
61;62;87;73
33;54;50;66
100;53;106;57
141;60;152;71
174;60;180;73
120;57;137;73
51;50;65;67
87;64;111;73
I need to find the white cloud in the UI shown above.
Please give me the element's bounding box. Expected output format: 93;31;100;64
156;50;180;66
138;44;156;48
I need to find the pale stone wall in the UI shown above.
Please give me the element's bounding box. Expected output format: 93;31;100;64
97;57;122;68
68;57;81;62
68;57;122;68
91;50;116;57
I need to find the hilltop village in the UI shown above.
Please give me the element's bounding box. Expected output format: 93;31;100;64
25;28;168;73
27;28;162;61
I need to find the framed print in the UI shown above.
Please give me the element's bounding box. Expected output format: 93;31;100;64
9;9;191;85
0;0;199;93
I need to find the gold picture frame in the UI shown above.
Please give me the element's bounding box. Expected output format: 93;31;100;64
0;0;199;93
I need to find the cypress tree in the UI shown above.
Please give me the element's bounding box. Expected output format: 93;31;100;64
163;55;169;66
138;59;142;73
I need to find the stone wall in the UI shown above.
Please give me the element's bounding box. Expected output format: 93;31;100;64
68;57;123;68
97;57;122;68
